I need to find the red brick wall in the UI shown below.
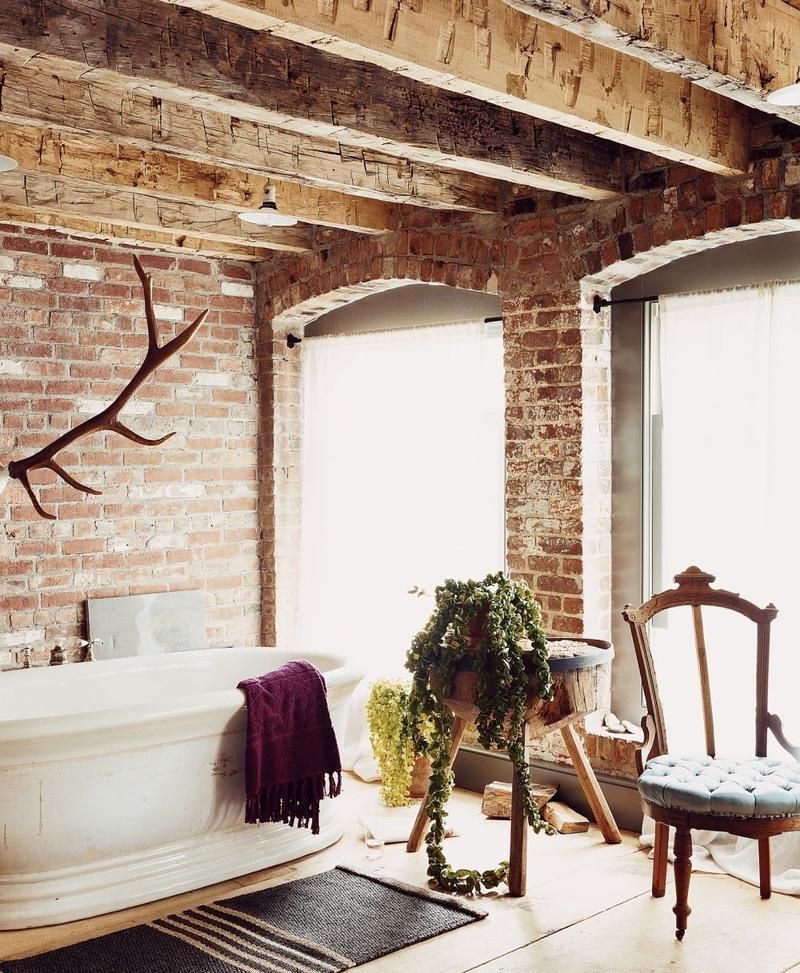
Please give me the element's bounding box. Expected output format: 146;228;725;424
255;118;800;650
0;229;260;665
2;119;797;670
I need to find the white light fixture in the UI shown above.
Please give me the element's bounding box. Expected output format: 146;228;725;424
767;82;800;106
239;186;298;227
0;155;18;173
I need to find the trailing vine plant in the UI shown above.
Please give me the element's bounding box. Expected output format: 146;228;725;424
406;572;554;893
365;679;418;807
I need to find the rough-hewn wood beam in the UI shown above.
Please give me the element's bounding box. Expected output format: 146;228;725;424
0;204;275;259
0;61;503;213
0;0;626;198
0;119;398;233
0;172;314;251
151;0;749;173
501;0;800;127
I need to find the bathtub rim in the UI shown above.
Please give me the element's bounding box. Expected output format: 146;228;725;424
0;647;364;768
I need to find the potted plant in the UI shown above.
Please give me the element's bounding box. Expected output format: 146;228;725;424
366;679;432;807
405;572;556;893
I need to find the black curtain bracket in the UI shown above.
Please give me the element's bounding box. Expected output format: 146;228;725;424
593;294;658;314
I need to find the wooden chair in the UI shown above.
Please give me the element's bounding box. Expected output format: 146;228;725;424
622;566;800;940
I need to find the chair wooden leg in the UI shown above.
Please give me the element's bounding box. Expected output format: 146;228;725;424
508;723;529;897
652;821;669;898
672;827;693;941
759;836;772;900
406;716;468;853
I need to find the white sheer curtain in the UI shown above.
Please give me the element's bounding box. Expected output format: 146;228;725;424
642;281;800;893
653;282;800;756
297;320;505;677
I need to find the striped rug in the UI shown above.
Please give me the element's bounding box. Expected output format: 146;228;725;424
1;866;487;972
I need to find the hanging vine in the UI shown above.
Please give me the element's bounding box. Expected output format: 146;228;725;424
406;572;554;893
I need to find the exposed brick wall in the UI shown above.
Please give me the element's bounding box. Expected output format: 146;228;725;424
0;228;260;665
255;117;800;677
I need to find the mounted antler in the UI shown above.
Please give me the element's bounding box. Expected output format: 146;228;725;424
6;256;209;520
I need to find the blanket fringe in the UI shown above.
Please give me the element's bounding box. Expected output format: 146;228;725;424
245;771;342;835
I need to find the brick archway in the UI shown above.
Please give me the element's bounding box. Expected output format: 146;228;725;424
257;267;499;648
575;216;800;650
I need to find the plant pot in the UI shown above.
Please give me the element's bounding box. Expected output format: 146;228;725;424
440;636;614;736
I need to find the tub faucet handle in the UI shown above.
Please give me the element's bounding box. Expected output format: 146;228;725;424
50;644;68;666
81;638;103;662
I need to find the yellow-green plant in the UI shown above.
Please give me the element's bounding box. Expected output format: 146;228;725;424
366;679;417;807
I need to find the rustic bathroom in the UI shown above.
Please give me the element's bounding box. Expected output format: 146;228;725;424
3;2;800;971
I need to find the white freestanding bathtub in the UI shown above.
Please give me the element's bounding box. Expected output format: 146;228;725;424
0;648;363;930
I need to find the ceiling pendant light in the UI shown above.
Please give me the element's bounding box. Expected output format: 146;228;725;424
239;186;298;227
0;155;18;173
767;82;800;106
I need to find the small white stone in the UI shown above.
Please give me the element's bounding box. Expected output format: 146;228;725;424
4;275;43;290
78;398;154;416
63;264;101;281
164;482;204;498
221;281;254;298
0;628;43;649
195;373;231;387
147;532;189;550
153;304;183;322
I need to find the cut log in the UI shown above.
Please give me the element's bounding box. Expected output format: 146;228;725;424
543;801;589;834
481;779;556;819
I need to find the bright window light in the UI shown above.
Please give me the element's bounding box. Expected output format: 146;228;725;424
297;320;506;675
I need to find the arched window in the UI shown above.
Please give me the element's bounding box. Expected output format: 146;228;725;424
296;292;505;674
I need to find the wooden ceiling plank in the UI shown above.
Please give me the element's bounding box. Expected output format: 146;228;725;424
515;0;800;123
143;0;750;173
0;118;399;232
0;0;627;198
0;171;315;251
0;204;274;259
0;60;504;212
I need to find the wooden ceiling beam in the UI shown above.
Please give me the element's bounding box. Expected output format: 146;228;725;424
0;172;315;251
0;0;625;200
147;0;750;173
514;0;800;124
0;119;399;233
0;60;504;213
0;205;276;259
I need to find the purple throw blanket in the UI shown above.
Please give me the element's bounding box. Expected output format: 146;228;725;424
237;660;342;835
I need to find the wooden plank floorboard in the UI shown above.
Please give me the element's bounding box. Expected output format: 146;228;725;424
2;774;799;972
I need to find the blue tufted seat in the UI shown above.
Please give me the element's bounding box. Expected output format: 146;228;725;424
639;755;800;818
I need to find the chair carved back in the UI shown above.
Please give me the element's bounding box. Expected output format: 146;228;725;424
621;567;778;774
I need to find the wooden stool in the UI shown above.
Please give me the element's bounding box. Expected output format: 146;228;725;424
406;639;622;896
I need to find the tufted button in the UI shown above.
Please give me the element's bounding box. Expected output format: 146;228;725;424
639;755;800;818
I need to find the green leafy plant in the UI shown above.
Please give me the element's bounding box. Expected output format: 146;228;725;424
366;679;421;807
406;571;554;893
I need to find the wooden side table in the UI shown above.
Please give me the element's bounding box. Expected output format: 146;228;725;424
406;639;622;896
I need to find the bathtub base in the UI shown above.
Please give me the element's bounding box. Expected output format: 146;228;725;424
0;813;344;930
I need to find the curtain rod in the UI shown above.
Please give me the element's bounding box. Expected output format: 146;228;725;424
592;294;658;313
286;314;503;348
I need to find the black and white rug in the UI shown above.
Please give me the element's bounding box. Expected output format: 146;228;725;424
2;866;487;972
